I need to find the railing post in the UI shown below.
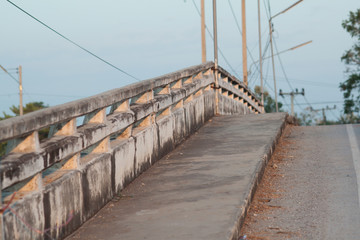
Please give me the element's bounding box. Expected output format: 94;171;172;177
213;0;220;115
0;180;3;240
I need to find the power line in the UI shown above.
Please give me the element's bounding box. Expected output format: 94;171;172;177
24;93;86;98
281;96;291;112
263;49;273;92
226;0;258;69
272;37;307;111
248;36;271;86
329;109;339;120
263;0;271;20
0;93;18;97
7;0;140;82
274;77;338;88
295;101;343;106
0;65;19;84
273;38;294;90
190;0;242;79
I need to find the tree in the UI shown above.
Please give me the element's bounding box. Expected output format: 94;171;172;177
295;109;318;126
254;85;283;113
0;102;48;158
340;9;360;117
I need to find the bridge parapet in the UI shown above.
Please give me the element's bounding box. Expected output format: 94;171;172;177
0;62;262;239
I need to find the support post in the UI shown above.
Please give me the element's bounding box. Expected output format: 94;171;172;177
0;180;3;240
269;20;278;112
291;93;294;116
279;88;305;116
213;0;219;114
241;0;248;86
19;65;23;116
201;0;206;63
257;0;264;109
213;0;218;72
309;105;335;125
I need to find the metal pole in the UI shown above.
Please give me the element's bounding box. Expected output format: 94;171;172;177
0;179;3;240
212;0;219;114
201;0;206;63
291;93;294;116
213;0;218;71
257;0;264;109
19;65;23;116
269;20;278;112
241;0;248;86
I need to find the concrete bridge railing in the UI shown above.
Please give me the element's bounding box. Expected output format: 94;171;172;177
0;62;263;239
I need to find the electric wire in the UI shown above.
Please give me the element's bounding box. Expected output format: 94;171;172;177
226;0;259;70
266;0;309;113
0;93;18;97
295;101;343;105
281;96;291;112
271;76;338;87
24;93;86;98
329;109;339;120
273;38;294;90
0;66;19;84
6;0;140;82
190;0;242;79
272;37;307;112
248;36;271;86
263;49;274;92
263;0;271;20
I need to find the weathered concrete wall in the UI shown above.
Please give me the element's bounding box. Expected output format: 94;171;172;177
0;63;263;240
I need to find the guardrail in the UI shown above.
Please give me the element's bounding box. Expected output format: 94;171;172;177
0;62;262;240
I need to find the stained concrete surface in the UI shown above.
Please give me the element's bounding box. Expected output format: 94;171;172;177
241;125;360;239
67;113;287;240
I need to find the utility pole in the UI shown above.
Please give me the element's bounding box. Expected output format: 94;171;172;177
241;0;248;86
212;0;218;71
269;0;303;113
279;88;305;116
257;0;264;107
212;0;219;114
201;0;206;63
309;105;336;125
0;65;23;116
0;179;3;240
18;65;23;116
269;21;278;112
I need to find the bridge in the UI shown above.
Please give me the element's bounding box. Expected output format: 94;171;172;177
2;62;360;239
0;62;271;239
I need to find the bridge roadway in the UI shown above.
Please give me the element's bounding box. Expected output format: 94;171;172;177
240;124;360;239
67;113;288;240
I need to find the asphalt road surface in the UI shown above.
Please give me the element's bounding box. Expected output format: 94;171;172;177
241;125;360;240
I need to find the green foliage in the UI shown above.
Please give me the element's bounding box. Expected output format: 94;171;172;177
0;142;7;158
340;9;360;116
337;113;360;124
10;101;48;116
254;85;283;113
0;112;13;121
295;109;319;126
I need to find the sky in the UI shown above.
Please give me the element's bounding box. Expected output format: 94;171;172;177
1;0;359;121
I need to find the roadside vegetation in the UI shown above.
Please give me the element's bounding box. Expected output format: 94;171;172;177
339;8;360;123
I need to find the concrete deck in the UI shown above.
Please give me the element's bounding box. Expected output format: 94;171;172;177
67;113;288;240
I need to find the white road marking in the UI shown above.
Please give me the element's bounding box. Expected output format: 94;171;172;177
346;124;360;207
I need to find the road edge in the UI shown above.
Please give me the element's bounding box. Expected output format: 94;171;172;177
229;113;292;240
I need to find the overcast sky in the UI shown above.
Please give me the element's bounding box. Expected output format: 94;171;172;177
1;0;359;120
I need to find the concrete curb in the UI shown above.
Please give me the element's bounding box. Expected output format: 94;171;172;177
229;113;290;240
